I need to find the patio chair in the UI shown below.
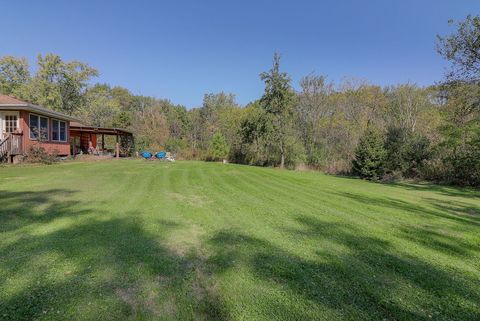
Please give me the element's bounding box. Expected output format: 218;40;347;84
141;151;152;159
155;151;166;160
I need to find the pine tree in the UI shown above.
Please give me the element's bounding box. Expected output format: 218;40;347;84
209;131;230;161
352;127;387;181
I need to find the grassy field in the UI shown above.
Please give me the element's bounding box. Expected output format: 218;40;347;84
0;160;479;321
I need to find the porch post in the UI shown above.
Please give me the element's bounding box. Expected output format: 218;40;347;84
102;134;105;152
115;134;119;158
73;136;76;157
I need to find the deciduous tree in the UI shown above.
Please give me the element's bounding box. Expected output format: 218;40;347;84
0;56;30;95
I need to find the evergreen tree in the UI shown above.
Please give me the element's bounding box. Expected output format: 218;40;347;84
209;131;230;161
259;53;295;168
384;127;431;178
352;127;387;181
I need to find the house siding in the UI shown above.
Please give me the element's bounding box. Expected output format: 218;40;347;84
19;111;70;156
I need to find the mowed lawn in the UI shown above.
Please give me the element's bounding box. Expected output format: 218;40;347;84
0;160;479;321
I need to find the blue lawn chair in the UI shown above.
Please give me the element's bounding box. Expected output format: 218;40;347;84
141;151;152;159
155;151;166;159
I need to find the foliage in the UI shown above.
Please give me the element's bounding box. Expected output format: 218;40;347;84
296;74;334;167
164;138;187;154
352;127;387;181
435;15;480;186
437;121;480;186
78;83;122;127
0;54;98;114
259;53;296;168
24;145;59;164
385;84;430;132
207;131;230;161
384;127;432;179
131;105;169;152
0;51;464;183
239;102;275;166
437;15;480;83
0;56;30;95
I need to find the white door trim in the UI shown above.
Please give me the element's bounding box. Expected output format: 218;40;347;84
0;111;20;140
0;112;3;139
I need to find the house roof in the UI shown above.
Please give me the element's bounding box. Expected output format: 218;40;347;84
0;95;26;105
70;121;133;135
0;95;78;121
0;95;133;135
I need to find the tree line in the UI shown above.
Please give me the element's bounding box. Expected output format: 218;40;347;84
1;15;479;186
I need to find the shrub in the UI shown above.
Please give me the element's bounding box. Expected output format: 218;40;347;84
25;146;58;164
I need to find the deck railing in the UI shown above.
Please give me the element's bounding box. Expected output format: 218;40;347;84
0;133;24;162
0;135;9;161
10;133;24;155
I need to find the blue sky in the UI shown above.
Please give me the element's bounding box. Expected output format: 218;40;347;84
0;0;478;108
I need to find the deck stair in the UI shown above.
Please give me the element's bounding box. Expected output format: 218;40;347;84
0;135;10;162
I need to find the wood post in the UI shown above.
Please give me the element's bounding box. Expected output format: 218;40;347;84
102;134;105;152
80;132;83;153
115;135;119;158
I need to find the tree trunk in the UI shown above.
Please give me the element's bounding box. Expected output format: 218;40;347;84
279;139;285;169
280;141;285;169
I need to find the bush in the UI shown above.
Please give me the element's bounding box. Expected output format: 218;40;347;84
352;127;387;181
25;146;58;164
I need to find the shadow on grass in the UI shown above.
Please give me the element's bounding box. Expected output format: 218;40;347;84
2;185;479;320
326;190;480;258
0;189;228;321
0;189;83;233
332;175;480;199
208;216;480;320
398;224;479;257
424;197;480;218
392;182;480;199
333;191;480;227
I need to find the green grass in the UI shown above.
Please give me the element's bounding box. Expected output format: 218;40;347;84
0;160;479;321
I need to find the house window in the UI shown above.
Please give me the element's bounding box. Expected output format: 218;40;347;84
29;114;37;139
60;121;66;141
52;119;67;142
4;115;18;133
29;114;49;140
